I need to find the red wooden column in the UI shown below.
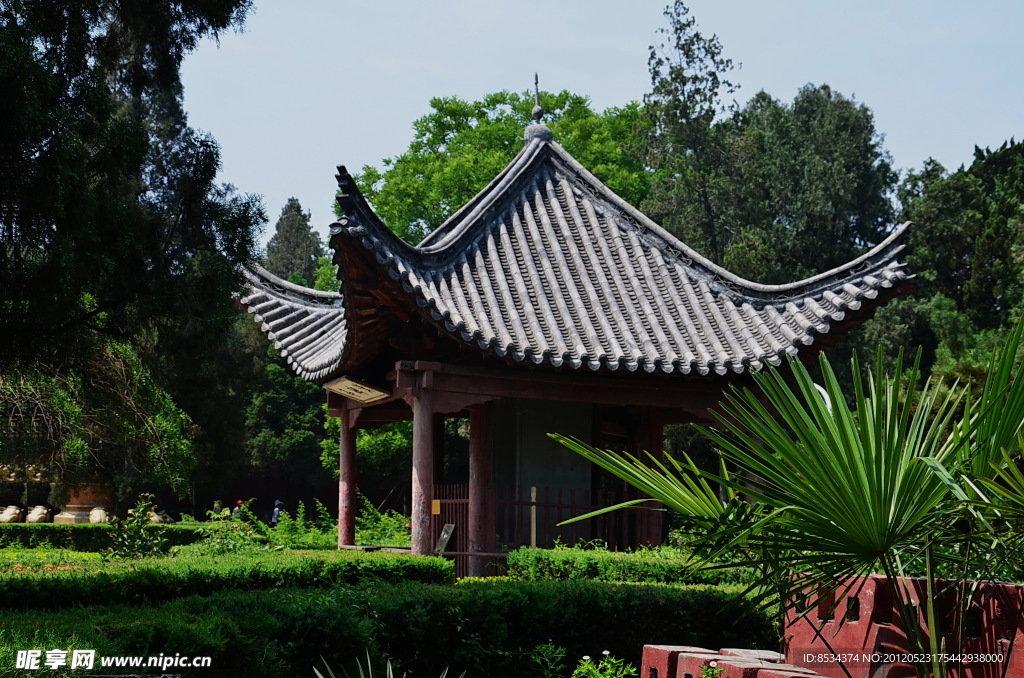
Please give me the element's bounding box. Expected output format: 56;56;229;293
410;378;436;555
467;403;493;577
337;402;358;547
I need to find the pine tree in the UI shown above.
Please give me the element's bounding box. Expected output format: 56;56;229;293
265;198;324;286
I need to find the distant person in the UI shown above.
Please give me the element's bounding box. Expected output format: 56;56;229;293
232;499;243;517
213;499;228;519
271;499;283;527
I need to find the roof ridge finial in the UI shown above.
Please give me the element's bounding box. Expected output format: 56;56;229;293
524;73;553;143
532;72;543;122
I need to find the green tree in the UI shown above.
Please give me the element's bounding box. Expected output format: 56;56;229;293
0;0;263;363
320;420;413;503
720;85;897;282
245;360;329;483
638;4;897;283
313;255;339;293
1;0;265;507
247;214;333;496
266;198;324;287
150;307;266;499
638;0;738;264
345;90;649;243
845;140;1024;387
902;141;1024;332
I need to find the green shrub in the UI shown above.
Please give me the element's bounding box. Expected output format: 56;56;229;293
570;651;636;678
172;500;338;554
0;580;772;677
0;522;202;551
0;550;454;611
355;496;409;547
365;580;773;676
269;501;336;550
506;547;755;585
105;494;170;559
0;548;102;569
0;587;374;678
174;517;271;555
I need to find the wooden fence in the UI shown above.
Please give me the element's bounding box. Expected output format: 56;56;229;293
431;483;659;577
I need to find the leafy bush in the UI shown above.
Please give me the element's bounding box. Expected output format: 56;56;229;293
269;500;336;550
172;500;285;555
507;547;754;585
365;580;772;676
0;548;102;570
175;517;270;555
355;495;410;547
524;643;640;678
315;653;464;678
0;587;373;678
105;494;170;559
173;500;338;554
570;651;636;678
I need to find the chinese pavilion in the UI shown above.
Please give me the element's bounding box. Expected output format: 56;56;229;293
242;118;912;575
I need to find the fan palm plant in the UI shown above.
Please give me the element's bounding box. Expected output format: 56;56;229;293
554;320;1024;678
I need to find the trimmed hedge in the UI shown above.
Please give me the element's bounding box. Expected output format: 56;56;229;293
0;580;775;677
0;523;202;551
0;550;454;611
0;588;372;678
371;580;774;676
507;547;755;585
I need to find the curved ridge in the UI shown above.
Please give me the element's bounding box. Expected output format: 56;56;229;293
239;266;348;382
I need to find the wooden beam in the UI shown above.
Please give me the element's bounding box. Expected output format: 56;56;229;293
394;360;736;411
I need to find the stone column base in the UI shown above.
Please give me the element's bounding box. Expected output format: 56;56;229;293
53;506;93;524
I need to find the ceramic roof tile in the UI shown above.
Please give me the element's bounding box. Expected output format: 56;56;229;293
244;125;913;382
239;267;346;381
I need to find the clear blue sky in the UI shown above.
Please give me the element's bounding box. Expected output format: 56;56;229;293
179;0;1022;247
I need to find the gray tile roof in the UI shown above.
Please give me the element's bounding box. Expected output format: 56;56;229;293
240;267;347;381
243;125;912;381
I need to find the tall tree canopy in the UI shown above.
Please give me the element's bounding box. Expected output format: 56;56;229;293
849;140;1024;382
637;1;897;283
639;0;738;265
0;0;263;363
244;207;333;500
345;90;649;244
0;341;194;504
717;85;897;282
902;141;1024;332
266;198;324;287
1;0;263;501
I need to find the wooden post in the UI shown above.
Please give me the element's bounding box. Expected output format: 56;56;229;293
468;403;493;577
411;378;435;555
337;403;357;547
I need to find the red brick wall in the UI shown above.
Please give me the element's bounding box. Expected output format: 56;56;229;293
784;575;1023;678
